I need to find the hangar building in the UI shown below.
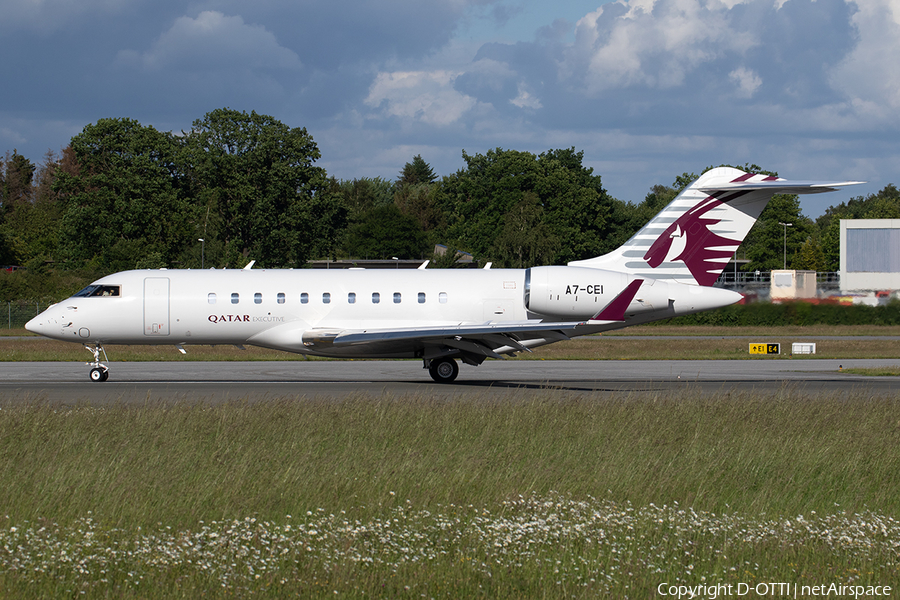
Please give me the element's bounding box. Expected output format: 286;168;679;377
840;219;900;292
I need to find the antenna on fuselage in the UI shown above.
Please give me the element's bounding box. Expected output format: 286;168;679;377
243;260;256;270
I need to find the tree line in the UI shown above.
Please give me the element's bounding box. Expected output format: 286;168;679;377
1;107;898;301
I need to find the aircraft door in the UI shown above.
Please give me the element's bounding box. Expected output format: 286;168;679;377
144;277;170;336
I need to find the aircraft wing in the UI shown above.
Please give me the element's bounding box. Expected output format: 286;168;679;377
334;320;600;344
330;319;614;359
330;278;644;359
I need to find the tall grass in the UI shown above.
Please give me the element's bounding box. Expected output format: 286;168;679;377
3;390;899;527
1;390;899;596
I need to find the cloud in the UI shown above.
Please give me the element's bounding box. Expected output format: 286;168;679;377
0;0;131;33
570;0;757;92
829;0;900;120
729;67;762;98
510;84;542;109
365;71;479;126
465;0;862;133
210;0;493;71
1;0;898;215
117;11;302;73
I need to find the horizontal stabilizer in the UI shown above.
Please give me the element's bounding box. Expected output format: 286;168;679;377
697;179;865;195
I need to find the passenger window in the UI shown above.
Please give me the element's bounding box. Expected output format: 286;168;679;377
393;292;401;304
323;292;331;304
301;292;309;304
348;292;356;304
418;292;426;304
208;293;217;305
439;292;448;304
231;293;239;305
254;292;262;304
277;292;285;304
372;292;380;304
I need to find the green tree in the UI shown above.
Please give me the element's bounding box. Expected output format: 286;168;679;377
0;151;36;265
393;155;444;250
792;235;826;271
394;182;444;233
186;108;343;268
0;150;35;212
816;184;900;271
490;192;558;268
436;147;611;266
345;204;427;260
54;119;196;271
743;194;814;272
398;154;436;186
0;150;68;268
332;177;395;221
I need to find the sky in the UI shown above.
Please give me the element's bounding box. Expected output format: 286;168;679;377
1;0;898;218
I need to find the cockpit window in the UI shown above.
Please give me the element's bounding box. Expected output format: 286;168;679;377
73;285;121;297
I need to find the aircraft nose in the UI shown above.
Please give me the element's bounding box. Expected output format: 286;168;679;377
26;305;58;335
25;315;43;334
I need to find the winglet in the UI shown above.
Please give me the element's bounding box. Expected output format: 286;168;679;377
591;279;643;321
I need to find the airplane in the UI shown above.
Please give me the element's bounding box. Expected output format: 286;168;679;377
25;167;861;383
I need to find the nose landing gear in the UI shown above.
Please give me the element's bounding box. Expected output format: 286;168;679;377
85;343;110;382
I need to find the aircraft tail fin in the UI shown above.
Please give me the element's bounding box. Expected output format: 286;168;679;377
569;167;863;286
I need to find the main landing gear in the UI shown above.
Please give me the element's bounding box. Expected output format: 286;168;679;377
85;343;110;382
427;357;459;383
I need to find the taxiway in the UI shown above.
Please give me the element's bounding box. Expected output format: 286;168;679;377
1;359;898;404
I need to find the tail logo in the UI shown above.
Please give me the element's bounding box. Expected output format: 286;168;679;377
643;197;739;286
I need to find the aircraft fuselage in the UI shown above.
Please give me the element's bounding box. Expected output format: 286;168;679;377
25;267;735;359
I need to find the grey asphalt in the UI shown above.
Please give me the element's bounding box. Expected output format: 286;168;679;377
0;359;898;404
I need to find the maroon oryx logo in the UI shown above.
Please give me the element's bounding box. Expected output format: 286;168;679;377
643;197;739;287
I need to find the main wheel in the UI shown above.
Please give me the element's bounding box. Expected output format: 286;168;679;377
90;368;108;382
428;358;459;383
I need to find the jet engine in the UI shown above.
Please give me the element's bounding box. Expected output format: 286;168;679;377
525;266;668;320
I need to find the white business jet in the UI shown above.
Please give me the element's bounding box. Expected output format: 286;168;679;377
26;167;860;383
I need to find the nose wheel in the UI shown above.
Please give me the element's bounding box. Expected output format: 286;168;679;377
90;367;109;382
85;344;110;382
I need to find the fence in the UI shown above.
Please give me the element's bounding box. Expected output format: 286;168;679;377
2;301;49;329
715;271;841;290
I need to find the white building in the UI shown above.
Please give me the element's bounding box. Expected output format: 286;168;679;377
840;219;900;291
770;270;817;300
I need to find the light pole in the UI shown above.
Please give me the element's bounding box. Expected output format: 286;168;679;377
198;238;205;269
778;222;792;269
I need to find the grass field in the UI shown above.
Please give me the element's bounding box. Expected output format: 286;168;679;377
3;326;899;597
1;390;899;597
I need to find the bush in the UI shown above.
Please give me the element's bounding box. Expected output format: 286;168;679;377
655;299;900;326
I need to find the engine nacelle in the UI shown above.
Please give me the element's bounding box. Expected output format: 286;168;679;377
525;266;668;320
